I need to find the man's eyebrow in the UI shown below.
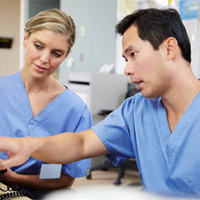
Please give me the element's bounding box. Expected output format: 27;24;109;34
122;45;136;58
124;45;136;54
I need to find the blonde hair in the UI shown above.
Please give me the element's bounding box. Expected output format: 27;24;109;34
25;9;76;52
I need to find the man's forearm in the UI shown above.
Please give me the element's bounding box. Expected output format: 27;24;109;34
30;132;85;164
0;129;108;170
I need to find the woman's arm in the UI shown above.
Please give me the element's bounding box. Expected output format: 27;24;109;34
0;168;75;190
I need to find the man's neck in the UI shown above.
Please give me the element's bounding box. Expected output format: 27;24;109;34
162;74;200;133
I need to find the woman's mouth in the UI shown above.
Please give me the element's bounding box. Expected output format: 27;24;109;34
35;64;47;72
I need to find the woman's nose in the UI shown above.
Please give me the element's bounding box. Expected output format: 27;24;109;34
40;51;50;64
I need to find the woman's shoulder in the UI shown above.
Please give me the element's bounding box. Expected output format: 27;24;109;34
0;71;21;88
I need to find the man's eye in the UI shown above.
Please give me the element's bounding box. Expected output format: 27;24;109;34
130;52;136;57
122;56;127;62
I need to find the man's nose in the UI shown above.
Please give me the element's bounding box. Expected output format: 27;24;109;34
124;61;135;76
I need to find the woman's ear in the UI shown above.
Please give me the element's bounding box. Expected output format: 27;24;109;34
23;31;29;47
163;37;178;61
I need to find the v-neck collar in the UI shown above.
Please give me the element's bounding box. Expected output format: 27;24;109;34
158;92;200;137
15;71;69;125
157;92;200;164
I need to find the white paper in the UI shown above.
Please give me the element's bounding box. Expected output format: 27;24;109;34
39;164;62;179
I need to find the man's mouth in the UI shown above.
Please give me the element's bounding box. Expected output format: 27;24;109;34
132;80;143;90
132;80;142;85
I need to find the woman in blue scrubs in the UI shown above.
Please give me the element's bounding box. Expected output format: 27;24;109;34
0;8;200;198
0;9;92;195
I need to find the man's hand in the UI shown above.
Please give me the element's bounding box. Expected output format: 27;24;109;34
0;137;32;170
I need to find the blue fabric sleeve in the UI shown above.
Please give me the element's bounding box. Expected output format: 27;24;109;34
92;98;136;167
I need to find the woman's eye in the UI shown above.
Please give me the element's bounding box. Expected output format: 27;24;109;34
53;51;62;58
34;43;42;49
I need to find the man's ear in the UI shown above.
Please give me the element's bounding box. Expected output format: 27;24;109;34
163;37;178;61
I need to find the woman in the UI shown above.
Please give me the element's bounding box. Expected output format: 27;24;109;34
0;8;92;195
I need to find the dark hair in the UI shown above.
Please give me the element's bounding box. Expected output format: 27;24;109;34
116;8;191;63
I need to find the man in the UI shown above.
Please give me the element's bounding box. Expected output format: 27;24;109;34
0;8;200;197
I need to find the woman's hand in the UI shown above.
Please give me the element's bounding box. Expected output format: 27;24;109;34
0;168;19;185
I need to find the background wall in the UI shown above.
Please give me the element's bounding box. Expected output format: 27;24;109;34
1;0;199;80
0;0;20;76
28;0;60;18
59;0;117;85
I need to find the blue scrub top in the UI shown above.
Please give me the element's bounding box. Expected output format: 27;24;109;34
0;71;93;177
92;92;200;197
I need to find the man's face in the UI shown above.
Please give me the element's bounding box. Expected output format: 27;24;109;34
122;25;170;98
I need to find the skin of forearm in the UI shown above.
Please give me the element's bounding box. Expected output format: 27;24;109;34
0;130;108;170
29;130;109;164
1;173;74;190
30;132;86;164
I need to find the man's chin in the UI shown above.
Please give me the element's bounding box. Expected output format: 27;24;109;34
141;91;158;99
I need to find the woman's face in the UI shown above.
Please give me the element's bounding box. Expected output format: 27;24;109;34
23;29;70;80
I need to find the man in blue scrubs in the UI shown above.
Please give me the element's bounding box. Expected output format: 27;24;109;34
0;8;200;198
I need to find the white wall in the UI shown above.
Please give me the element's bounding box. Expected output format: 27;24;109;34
60;0;117;85
0;0;20;76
